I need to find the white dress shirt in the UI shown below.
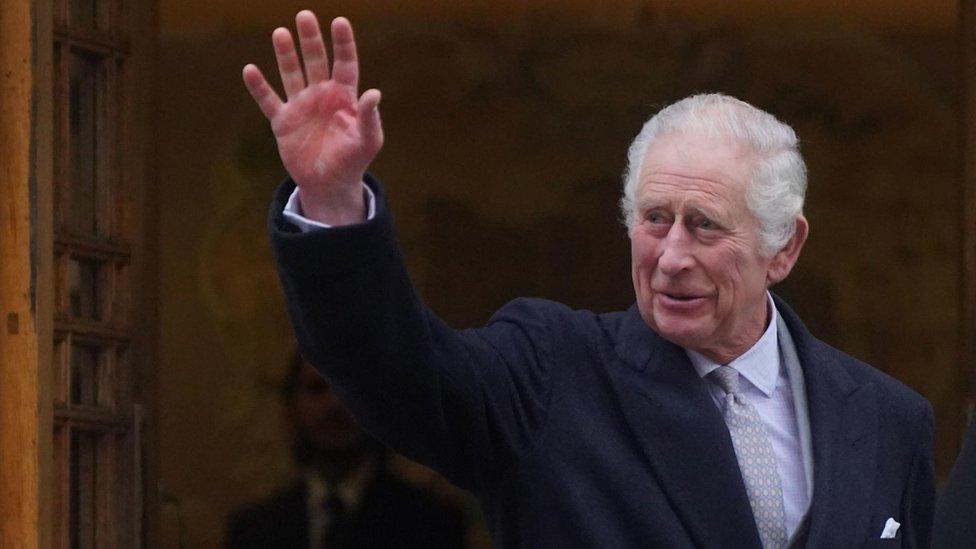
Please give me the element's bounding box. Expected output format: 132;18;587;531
284;185;376;231
685;295;810;540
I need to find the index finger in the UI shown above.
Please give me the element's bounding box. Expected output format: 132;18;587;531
330;17;359;92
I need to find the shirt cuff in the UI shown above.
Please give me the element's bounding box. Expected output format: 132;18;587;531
282;183;377;232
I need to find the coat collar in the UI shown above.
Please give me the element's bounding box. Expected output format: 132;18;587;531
608;304;762;548
607;297;879;548
772;295;879;547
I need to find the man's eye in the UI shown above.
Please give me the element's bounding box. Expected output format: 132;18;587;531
646;212;669;224
695;217;716;230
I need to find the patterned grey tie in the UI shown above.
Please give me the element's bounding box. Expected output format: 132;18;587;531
711;365;788;549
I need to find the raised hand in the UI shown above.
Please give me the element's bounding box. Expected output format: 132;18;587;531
243;12;382;225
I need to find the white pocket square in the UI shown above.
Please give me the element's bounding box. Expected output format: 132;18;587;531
880;517;900;539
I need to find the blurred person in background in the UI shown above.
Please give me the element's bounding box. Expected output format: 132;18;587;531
224;351;466;548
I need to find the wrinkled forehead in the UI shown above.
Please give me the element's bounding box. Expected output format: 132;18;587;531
642;131;757;178
637;131;759;200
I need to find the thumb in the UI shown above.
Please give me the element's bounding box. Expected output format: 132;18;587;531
357;89;384;151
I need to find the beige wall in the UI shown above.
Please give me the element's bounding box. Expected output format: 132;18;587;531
157;1;962;546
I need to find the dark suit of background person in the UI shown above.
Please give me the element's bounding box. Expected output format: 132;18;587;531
933;417;976;548
246;14;934;548
224;354;466;549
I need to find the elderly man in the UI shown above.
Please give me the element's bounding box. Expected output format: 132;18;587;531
244;11;934;548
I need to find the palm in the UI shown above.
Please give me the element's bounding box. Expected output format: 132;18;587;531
272;83;372;188
243;12;383;212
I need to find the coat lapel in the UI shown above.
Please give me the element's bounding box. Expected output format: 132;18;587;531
607;305;762;548
774;297;879;547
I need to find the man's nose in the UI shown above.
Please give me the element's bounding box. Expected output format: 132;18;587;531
656;222;695;276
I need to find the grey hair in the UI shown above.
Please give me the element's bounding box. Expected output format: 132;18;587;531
620;93;807;257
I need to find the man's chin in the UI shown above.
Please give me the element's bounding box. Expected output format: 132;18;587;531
649;315;709;350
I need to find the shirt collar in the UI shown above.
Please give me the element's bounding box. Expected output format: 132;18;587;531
686;292;781;397
304;457;377;512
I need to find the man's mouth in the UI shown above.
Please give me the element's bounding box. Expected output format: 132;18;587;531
655;292;708;308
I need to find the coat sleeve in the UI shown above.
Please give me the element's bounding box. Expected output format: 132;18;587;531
268;175;557;493
901;401;935;549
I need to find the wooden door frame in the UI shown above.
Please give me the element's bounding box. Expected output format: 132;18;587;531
1;0;158;545
1;0;55;546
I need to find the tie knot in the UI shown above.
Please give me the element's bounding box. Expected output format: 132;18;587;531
710;365;741;395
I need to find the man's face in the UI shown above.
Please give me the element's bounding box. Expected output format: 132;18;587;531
630;131;802;363
290;362;365;453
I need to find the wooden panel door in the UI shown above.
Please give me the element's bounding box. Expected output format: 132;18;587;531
0;0;157;546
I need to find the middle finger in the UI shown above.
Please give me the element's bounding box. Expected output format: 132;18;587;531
296;11;330;85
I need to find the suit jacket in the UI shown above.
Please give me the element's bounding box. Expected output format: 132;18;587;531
932;417;976;548
269;175;935;548
224;468;466;548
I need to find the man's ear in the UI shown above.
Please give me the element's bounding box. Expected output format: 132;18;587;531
767;216;808;285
